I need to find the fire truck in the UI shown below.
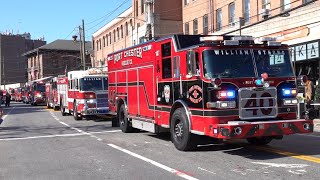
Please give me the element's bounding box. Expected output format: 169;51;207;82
107;34;314;151
46;77;60;110
27;77;52;105
14;88;23;102
59;70;112;121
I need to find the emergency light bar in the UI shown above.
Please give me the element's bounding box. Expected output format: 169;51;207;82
218;90;236;99
232;36;254;41
200;36;224;42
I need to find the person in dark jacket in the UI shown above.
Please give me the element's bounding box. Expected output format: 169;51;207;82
5;91;11;107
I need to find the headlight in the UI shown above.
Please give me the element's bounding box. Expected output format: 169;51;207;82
36;94;42;98
282;88;297;97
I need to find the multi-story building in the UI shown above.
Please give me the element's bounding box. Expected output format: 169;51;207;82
23;40;91;81
92;0;183;69
0;33;46;85
182;0;320;82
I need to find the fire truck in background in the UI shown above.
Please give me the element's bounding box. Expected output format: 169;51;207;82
14;88;23;102
59;69;113;122
22;84;30;104
27;77;53;106
46;77;60;110
107;34;314;151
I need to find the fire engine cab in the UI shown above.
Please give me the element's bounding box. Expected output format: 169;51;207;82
59;70;111;121
107;34;314;151
28;77;52;105
46;77;61;110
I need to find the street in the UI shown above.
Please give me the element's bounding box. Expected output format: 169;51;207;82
0;102;319;180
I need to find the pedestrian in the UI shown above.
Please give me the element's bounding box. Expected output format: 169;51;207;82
305;79;315;109
5;91;11;107
0;89;3;106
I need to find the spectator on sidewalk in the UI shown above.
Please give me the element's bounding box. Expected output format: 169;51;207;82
305;79;315;109
5;91;11;107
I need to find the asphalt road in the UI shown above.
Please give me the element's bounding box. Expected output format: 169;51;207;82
0;102;319;180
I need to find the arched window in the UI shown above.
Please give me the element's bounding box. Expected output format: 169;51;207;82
99;39;102;50
96;41;99;51
121;25;123;39
125;22;128;36
92;40;95;50
117;28;120;40
109;32;112;44
103;36;105;47
106;35;108;46
113;29;116;42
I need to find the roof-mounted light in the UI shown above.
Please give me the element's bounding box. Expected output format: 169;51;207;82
267;41;282;46
200;36;224;42
224;40;239;46
232;36;254;41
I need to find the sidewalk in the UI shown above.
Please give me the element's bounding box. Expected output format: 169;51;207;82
314;119;320;132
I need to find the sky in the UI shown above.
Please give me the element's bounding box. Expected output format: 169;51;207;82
0;0;131;43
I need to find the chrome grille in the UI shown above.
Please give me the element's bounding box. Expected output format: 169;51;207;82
96;93;108;108
239;87;277;120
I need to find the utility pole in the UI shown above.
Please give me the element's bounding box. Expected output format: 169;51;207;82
81;19;86;70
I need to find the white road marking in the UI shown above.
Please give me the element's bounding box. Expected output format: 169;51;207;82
108;143;198;180
2;107;16;120
48;112;198;180
198;167;216;174
251;162;309;168
0;133;84;141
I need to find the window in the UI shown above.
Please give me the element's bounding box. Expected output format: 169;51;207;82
193;19;198;35
229;3;235;26
216;9;222;31
103;36;105;47
281;0;290;11
96;41;99;51
262;0;270;9
141;0;144;14
99;39;102;50
243;0;250;23
93;40;95;50
109;32;112;44
125;22;129;36
173;56;180;78
162;58;172;79
303;0;313;3
136;0;139;17
161;42;171;57
113;30;116;42
203;15;208;35
184;0;190;5
185;22;189;35
121;25;123;38
117;28;119;40
106;35;108;46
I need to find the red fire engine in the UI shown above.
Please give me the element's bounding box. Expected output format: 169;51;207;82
27;77;52;105
59;70;112;121
107;34;314;151
14;88;23;102
46;77;60;110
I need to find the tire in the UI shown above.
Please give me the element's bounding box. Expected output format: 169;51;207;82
112;117;119;127
73;104;82;120
53;104;59;111
118;104;133;133
46;101;50;109
170;108;197;151
60;103;66;116
247;137;273;145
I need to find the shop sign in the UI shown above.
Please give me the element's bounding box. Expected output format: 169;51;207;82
295;44;307;61
307;42;319;59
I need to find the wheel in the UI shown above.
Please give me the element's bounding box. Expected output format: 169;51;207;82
73;104;82;120
170;108;197;151
112;117;119;127
247;137;273;145
60;104;66;116
53;104;59;111
118;104;134;133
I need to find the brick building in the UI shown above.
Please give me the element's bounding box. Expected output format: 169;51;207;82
0;33;46;85
92;0;183;69
23;40;91;81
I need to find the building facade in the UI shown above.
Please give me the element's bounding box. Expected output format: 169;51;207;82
92;0;183;69
0;33;46;85
23;40;91;81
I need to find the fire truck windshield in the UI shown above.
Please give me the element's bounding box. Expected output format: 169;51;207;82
36;84;45;92
80;77;105;91
202;49;293;78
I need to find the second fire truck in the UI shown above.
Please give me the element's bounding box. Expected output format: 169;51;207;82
107;34;314;151
59;70;113;121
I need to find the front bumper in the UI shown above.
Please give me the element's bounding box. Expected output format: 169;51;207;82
81;107;110;115
213;119;313;139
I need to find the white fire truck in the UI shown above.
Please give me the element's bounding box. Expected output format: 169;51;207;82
58;69;113;121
